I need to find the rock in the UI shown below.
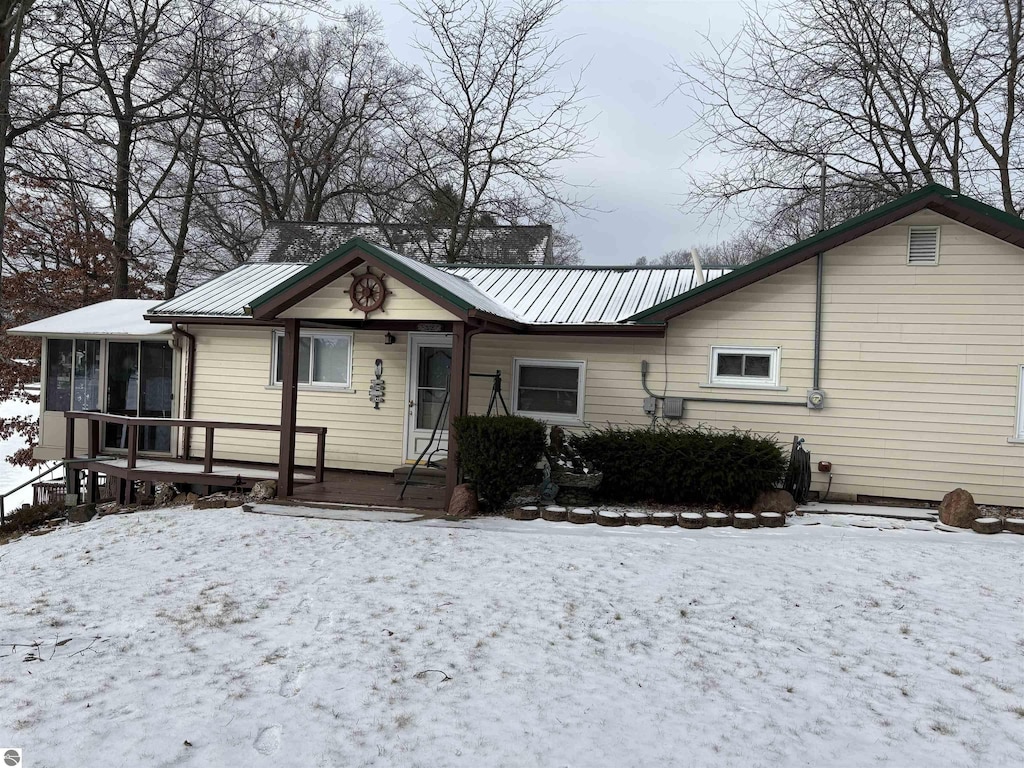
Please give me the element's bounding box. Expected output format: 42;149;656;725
596;510;625;527
1004;517;1024;535
250;480;277;501
194;497;228;510
567;507;595;524
733;512;759;529
153;482;177;506
938;488;978;528
447;483;478;519
677;512;705;529
705;511;730;527
759;511;786;528
67;504;97;523
751;489;796;514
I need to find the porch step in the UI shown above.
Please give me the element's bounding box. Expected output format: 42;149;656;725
391;465;446;485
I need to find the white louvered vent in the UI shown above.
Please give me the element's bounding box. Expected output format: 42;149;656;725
907;226;940;265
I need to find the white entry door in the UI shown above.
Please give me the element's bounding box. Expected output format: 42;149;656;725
405;334;453;461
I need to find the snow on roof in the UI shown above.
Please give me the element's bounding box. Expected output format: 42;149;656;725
9;299;171;337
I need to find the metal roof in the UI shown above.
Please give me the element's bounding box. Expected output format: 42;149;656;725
149;241;731;326
250;221;552;265
149;264;306;317
440;266;731;324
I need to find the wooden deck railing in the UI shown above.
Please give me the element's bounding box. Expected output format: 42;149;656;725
63;411;328;491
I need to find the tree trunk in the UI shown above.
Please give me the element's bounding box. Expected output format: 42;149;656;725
112;117;132;298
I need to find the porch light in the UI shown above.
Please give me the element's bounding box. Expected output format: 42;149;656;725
384;332;396;345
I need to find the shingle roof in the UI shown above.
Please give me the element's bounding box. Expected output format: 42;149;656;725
249;221;553;266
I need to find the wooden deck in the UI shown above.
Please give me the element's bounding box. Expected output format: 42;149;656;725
71;458;444;511
289;469;445;510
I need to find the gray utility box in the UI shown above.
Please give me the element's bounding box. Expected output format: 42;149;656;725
663;397;684;419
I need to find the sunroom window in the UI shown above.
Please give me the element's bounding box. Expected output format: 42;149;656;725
710;346;780;387
45;339;100;412
272;330;353;388
512;358;585;422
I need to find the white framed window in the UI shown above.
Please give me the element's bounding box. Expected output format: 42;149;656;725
709;346;781;388
907;225;940;265
271;330;353;388
512;358;586;422
1016;365;1024;439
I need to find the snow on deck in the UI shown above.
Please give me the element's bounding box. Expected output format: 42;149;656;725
1;507;1022;767
96;458;314;482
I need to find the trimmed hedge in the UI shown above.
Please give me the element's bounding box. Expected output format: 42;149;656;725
572;424;786;508
453;415;546;512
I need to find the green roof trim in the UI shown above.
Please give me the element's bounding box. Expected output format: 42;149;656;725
624;184;1024;323
246;237;476;316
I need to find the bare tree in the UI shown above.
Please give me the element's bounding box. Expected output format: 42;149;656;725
675;0;1024;225
396;0;592;263
0;1;75;308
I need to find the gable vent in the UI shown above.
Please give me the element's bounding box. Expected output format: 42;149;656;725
907;226;940;265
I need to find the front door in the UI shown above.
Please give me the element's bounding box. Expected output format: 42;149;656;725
405;334;452;462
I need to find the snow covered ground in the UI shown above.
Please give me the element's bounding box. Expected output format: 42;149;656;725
0;397;39;510
1;507;1022;767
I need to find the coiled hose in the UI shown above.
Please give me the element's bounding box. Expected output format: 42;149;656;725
784;437;812;504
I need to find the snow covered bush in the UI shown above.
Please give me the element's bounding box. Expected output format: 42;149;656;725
453;415;545;512
572;424;786;507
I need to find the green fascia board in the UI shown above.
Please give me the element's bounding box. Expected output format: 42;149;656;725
623;183;1017;323
247;237;475;315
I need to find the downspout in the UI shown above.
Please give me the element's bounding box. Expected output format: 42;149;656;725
172;322;196;459
813;253;823;390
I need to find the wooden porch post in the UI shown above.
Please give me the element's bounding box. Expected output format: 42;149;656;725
277;318;300;498
445;322;469;508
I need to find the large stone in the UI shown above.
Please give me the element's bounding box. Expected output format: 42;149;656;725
447;484;478;519
938;488;979;528
67;504;97;523
751;489;796;514
250;480;277;501
153;482;177;506
194;496;228;510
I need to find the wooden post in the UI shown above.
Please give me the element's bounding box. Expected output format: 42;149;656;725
65;415;80;499
86;418;99;503
277;318;300;498
126;424;138;469
315;429;326;483
445;322;468;508
204;427;214;473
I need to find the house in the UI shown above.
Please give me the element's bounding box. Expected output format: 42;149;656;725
10;185;1024;509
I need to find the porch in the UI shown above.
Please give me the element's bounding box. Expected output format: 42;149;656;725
62;411;445;510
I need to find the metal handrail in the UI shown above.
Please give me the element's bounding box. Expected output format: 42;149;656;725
0;460;64;526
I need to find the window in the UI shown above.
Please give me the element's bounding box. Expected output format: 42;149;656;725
907;226;940;265
709;346;780;388
512;358;585;422
1016;365;1024;439
45;338;100;412
271;330;352;388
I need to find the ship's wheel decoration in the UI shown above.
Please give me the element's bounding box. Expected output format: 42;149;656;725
349;268;390;317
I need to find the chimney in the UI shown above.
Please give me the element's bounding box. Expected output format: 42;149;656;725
690;248;706;286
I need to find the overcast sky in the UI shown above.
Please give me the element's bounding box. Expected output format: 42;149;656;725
370;0;749;265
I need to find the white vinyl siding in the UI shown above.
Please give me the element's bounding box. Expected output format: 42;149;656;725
709;346;780;388
512;358;586;423
271;330;353;389
907;225;940;265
